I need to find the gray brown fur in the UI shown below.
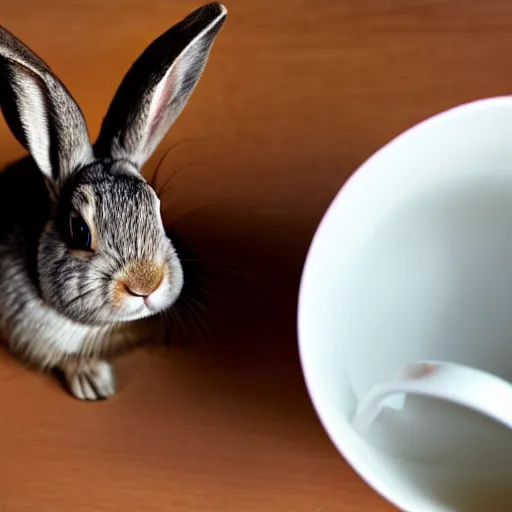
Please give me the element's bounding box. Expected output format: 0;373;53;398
0;3;227;399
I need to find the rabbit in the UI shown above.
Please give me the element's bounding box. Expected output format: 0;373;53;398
0;2;227;400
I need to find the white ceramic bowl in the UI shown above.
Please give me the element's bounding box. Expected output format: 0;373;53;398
297;97;512;511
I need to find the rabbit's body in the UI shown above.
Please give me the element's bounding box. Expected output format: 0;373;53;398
0;157;161;398
0;3;227;400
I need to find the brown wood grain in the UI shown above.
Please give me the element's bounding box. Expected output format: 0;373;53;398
1;0;511;510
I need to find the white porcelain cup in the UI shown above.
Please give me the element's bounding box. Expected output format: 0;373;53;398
298;97;512;511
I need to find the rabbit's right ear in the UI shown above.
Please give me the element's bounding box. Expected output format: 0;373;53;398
0;27;94;184
95;2;227;168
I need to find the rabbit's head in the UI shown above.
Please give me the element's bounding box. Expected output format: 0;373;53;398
0;3;227;326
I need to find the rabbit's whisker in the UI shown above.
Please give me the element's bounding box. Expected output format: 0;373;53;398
156;161;206;201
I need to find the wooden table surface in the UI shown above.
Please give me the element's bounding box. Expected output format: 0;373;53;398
1;0;512;510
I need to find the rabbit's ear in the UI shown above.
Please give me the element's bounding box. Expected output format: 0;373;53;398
95;2;227;168
0;27;94;183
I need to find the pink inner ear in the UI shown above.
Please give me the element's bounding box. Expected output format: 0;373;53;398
147;66;179;142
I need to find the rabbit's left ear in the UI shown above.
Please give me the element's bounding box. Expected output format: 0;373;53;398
95;2;227;168
0;27;94;183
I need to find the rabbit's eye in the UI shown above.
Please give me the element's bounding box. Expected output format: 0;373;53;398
69;216;92;250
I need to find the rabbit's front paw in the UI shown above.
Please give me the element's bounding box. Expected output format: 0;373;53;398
62;359;116;401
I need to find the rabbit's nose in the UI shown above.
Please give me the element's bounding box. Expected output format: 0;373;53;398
122;260;165;298
124;283;160;298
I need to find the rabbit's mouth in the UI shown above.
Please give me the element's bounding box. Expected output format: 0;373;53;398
113;301;165;323
110;301;173;323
